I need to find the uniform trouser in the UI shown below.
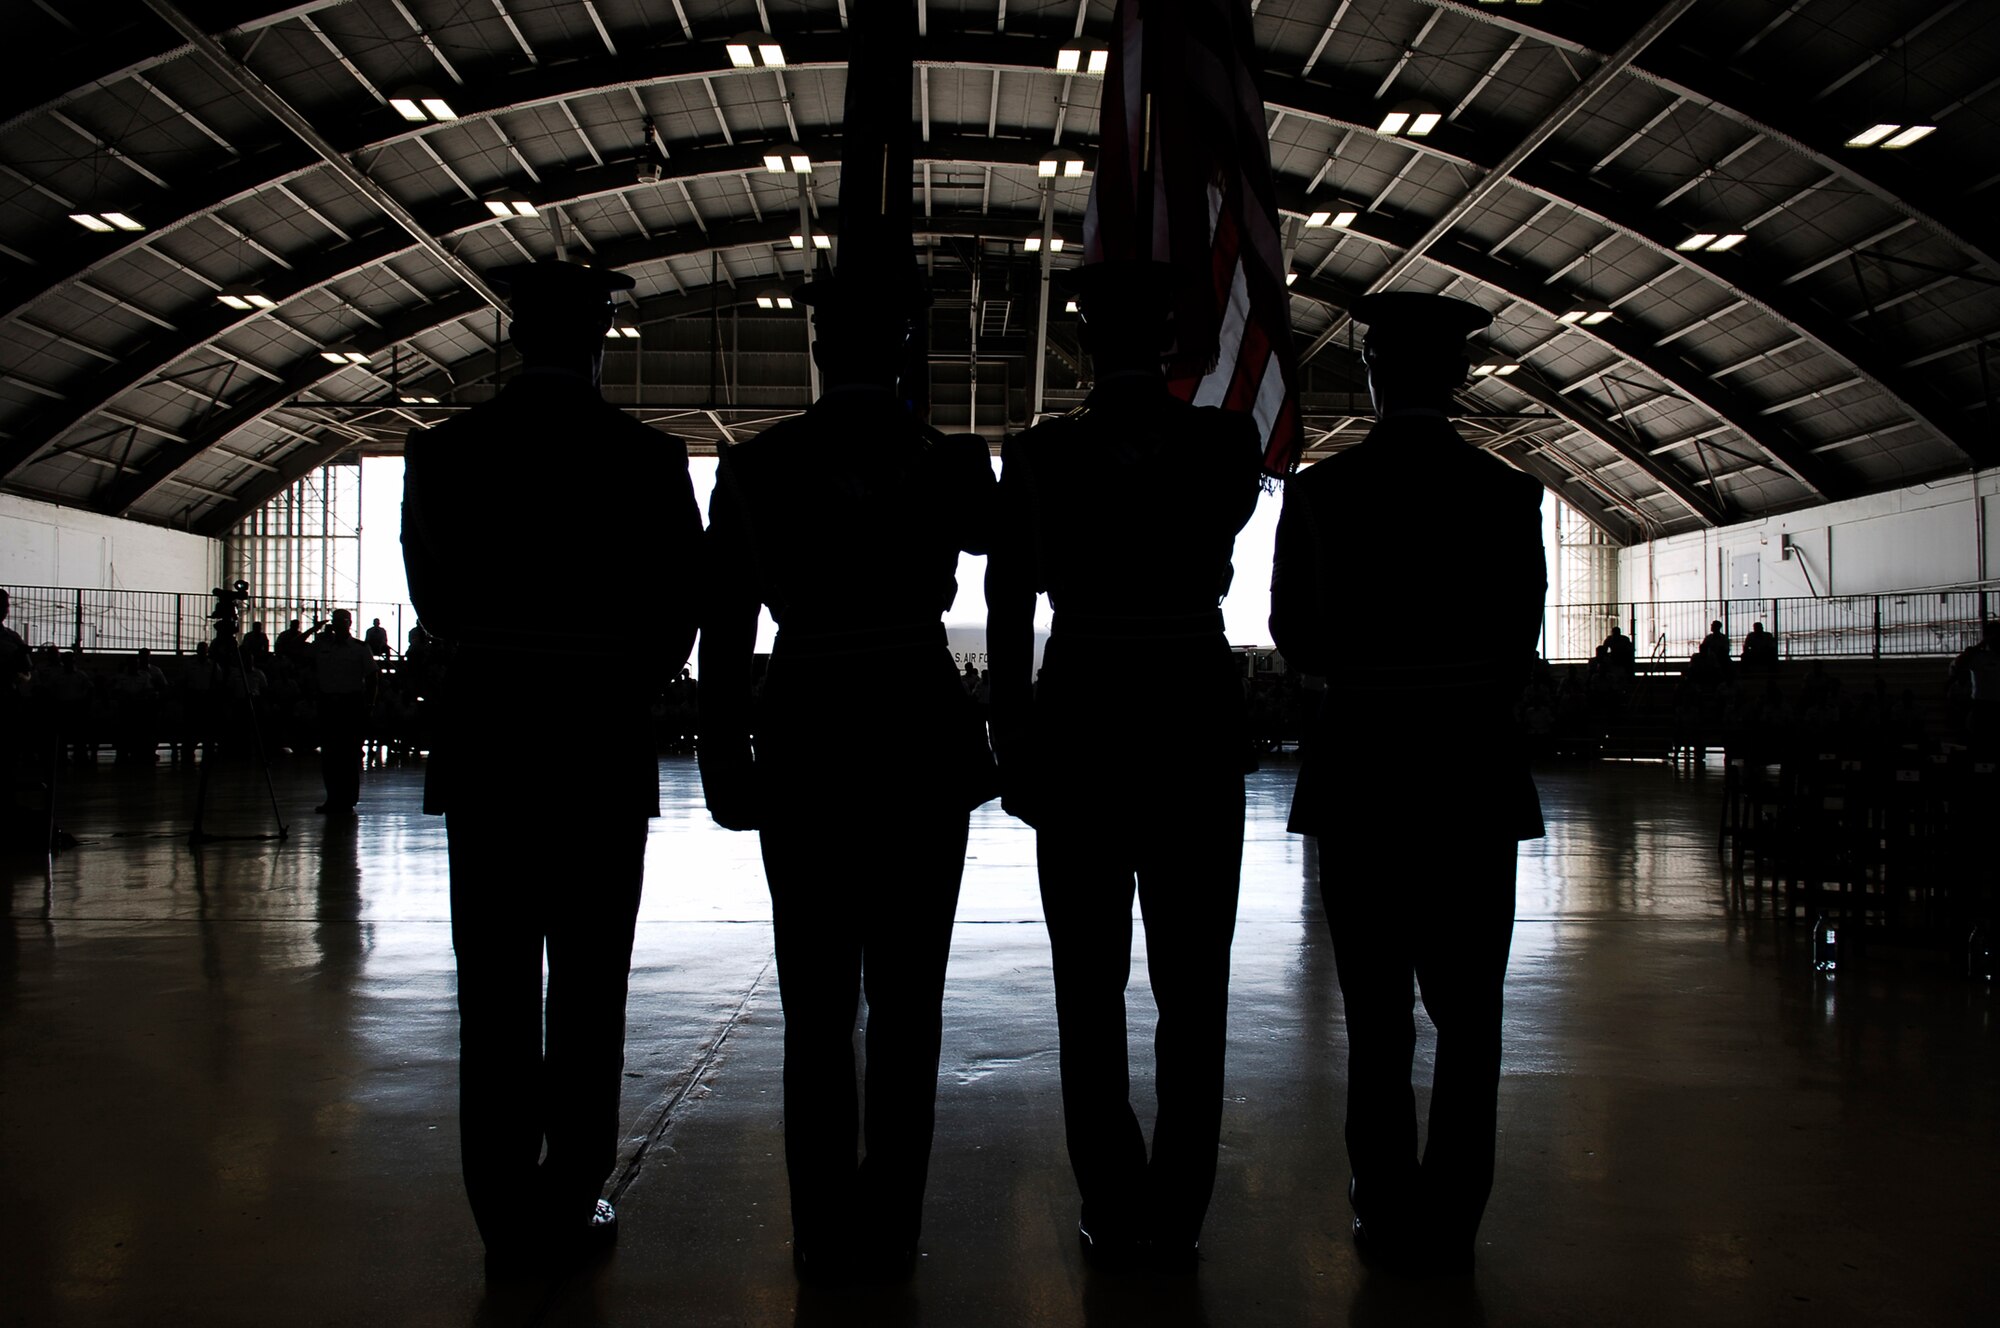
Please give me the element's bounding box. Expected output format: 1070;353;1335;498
759;811;968;1253
1036;780;1245;1246
317;692;366;809
448;811;647;1250
1320;837;1516;1248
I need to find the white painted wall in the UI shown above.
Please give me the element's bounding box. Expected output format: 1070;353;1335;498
1616;466;2000;602
0;493;221;592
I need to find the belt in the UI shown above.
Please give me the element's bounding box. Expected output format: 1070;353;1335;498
1052;608;1225;641
773;621;946;659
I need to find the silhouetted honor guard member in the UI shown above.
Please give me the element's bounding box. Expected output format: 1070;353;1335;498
987;260;1261;1271
1269;292;1545;1277
401;260;702;1271
699;252;997;1285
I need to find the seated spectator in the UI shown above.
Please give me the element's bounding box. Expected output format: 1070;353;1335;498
1698;620;1730;665
1741;620;1778;670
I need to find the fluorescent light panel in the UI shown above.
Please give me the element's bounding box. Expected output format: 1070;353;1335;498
1844;123;1899;147
390;98;424;121
1883;125;1935;148
1409;112;1441;136
759;44;785;67
1378;112;1410;135
70;213;114;232
726;43;754;68
1677;233;1718;251
1056;48;1080;73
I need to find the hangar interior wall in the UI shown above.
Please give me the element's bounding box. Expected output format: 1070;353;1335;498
1615;467;2000;605
0;492;221;593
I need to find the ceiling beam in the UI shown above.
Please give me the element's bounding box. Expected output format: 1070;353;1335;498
77;211;1076;522
0;132;1062;480
1500;370;1725;526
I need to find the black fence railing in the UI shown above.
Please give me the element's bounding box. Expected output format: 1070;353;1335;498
1548;588;1995;663
1;584;412;655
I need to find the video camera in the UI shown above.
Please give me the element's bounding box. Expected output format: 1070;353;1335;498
209;579;251;634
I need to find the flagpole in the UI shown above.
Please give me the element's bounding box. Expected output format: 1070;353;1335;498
1032;185;1057;421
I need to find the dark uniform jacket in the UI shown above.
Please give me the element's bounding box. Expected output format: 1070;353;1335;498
1270;413;1545;843
698;386;997;829
401;368;702;817
987;379;1263;824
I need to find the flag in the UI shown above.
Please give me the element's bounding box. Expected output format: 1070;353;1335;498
1083;0;1304;475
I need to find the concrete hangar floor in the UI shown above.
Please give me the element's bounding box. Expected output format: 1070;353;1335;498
1;755;1992;1328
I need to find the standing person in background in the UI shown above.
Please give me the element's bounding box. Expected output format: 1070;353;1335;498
403;260;701;1276
1271;292;1545;1280
986;260;1262;1273
364;617;391;658
309;609;378;814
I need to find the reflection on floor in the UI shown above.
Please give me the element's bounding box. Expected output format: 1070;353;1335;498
2;755;1992;1327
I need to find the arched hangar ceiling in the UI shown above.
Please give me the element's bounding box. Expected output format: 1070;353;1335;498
1;0;1996;544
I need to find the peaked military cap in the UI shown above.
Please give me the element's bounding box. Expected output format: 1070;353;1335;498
489;261;634;321
1060;260;1176;322
1352;291;1493;349
798;233;932;326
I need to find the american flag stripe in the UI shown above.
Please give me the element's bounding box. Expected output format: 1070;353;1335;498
1082;0;1304;475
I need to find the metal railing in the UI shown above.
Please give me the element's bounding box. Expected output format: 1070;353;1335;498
1547;587;1995;663
1;584;414;655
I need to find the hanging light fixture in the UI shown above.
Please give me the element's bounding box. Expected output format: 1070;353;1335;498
1844;123;1935;149
763;145;813;175
1676;232;1748;252
70;210;144;233
389;86;456;123
1054;37;1110;75
1306;207;1360;229
755;288;797;311
1557;300;1614;326
726;31;786;69
1038;149;1086;180
483;189;537;219
216;283;277;311
1377;99;1442;138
